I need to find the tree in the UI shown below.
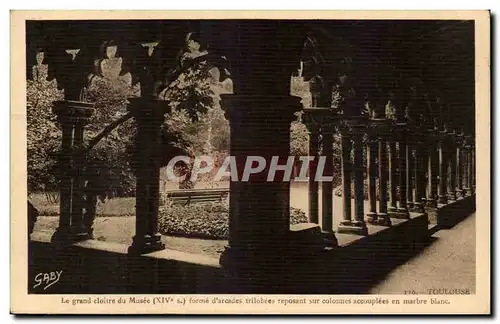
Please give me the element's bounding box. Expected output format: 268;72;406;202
26;60;64;193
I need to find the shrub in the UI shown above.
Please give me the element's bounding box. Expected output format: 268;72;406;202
158;200;308;240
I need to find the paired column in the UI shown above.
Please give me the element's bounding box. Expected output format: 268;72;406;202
365;135;378;223
51;100;94;244
388;139;399;214
321;127;334;234
306;123;320;224
338;121;368;236
413;135;426;213
366;120;391;226
438;132;448;204
425;131;438;208
406;140;414;210
127;98;168;255
464;137;473;196
390;124;410;219
455;134;465;199
377;134;391;225
447;131;457;202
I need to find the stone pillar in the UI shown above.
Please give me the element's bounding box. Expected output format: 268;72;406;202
438;132;448;204
307;124;320;224
455;134;464;199
413;136;426;213
406;139;414;210
388;139;399;214
426;131;438;208
378;134;391;225
471;142;476;193
51;100;94;244
395;124;410;218
366;135;378;224
127;98;168;255
338;121;368;235
447;132;457;202
338;133;353;229
321;126;334;234
220;94;311;267
463;142;471;195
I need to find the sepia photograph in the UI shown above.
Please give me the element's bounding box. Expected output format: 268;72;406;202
11;10;490;314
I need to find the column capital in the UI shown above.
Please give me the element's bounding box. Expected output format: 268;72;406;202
220;94;302;125
52;100;94;125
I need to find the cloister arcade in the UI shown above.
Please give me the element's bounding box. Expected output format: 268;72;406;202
26;19;476;293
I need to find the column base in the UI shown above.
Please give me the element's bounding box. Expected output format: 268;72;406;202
438;195;448;204
388;206;398;213
51;225;92;244
464;188;472;196
371;213;392;226
455;189;464;199
412;202;425;213
128;234;165;255
425;198;437;208
407;201;414;210
389;209;410;219
337;220;368;236
366;212;378;224
321;231;339;247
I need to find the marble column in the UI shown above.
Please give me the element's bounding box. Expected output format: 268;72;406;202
377;127;391;226
305;122;320;224
426;131;438;208
455;134;465;199
413;137;426;213
438;133;448;204
338;121;367;235
321;127;334;234
463;142;471;196
338;134;353;230
366;136;378;224
406;140;414;210
447;132;457;202
388;131;399;214
127;98;169;255
51;100;94;244
471;143;476;193
395;124;410;218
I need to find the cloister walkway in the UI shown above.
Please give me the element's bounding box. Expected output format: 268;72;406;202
371;212;476;294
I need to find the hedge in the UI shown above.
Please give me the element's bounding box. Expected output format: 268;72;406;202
158;201;308;240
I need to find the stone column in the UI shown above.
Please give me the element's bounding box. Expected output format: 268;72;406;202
127;98;168;255
471;142;476;193
304;119;319;224
438;132;448;204
321;126;334;234
338;120;368;235
413;135;426;213
463;141;471;195
406;139;414;210
447;132;457;202
338;133;353;230
395;123;410;218
388;139;399;214
455;134;464;199
375;120;391;226
426;131;438;208
51;100;94;244
366;134;378;224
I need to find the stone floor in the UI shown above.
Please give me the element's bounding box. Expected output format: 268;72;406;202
370;212;476;294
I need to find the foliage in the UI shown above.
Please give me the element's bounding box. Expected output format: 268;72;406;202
26;64;64;192
158;200;308;240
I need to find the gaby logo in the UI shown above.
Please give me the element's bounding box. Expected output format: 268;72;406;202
165;155;334;182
